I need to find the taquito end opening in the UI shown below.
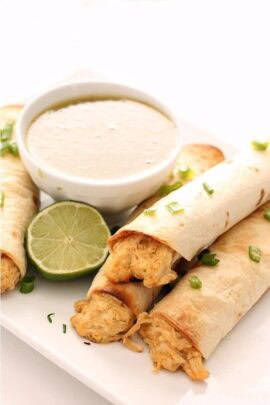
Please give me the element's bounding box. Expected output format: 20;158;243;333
138;314;209;381
105;234;177;287
70;292;135;343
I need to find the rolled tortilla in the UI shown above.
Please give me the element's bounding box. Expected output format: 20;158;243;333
71;144;225;343
124;202;270;380
71;256;160;343
106;148;270;287
128;143;225;221
0;105;39;293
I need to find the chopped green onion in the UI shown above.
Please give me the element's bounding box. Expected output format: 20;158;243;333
264;208;270;221
159;181;182;197
200;252;220;266
178;166;196;182
0;121;14;141
8;141;19;156
189;275;202;289
0;121;18;157
203;182;214;195
63;324;67;334
249;245;262;263
19;275;35;294
166;201;185;215
110;225;120;235
251;140;269;151
47;313;55;323
144;208;156;216
0;140;19;157
0;192;5;208
0;141;10;156
198;248;210;259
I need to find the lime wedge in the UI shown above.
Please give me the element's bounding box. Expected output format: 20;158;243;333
26;201;110;280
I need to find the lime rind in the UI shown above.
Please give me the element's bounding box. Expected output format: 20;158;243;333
26;201;110;280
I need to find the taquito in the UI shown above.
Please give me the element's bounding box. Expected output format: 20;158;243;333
124;202;270;381
0;105;39;293
71;144;224;343
105;148;270;287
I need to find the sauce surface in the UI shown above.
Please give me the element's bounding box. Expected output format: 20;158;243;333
27;99;178;180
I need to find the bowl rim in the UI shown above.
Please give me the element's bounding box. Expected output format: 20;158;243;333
17;80;182;187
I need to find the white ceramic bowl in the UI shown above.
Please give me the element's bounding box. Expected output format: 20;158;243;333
17;81;182;214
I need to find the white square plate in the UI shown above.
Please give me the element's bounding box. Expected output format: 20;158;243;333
1;76;270;405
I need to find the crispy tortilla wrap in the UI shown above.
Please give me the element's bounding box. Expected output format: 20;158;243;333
0;105;39;293
124;202;270;381
71;144;225;343
106;148;270;287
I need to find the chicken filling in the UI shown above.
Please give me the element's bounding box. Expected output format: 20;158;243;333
1;255;21;293
124;313;209;381
106;234;177;288
71;292;135;343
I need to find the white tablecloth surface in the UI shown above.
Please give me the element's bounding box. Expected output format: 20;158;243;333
1;1;270;404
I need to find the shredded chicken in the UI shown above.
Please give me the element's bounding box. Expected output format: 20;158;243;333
105;234;177;288
123;313;209;381
70;292;135;343
1;256;21;293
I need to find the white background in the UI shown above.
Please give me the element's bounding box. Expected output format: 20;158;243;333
1;0;270;404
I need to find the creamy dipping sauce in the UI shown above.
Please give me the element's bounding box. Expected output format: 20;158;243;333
27;99;178;180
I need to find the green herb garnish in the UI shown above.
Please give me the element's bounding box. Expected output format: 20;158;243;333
0;141;10;156
144;208;156;216
200;251;220;266
189;275;202;289
159;181;182;197
8;140;19;156
178;166;196;182
0;121;14;141
63;324;67;334
47;313;55;323
19;275;35;294
264;208;270;221
166;201;185;215
249;245;262;263
0;121;18;157
0;141;19;157
0;192;5;208
203;182;214;195
251;140;269;151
